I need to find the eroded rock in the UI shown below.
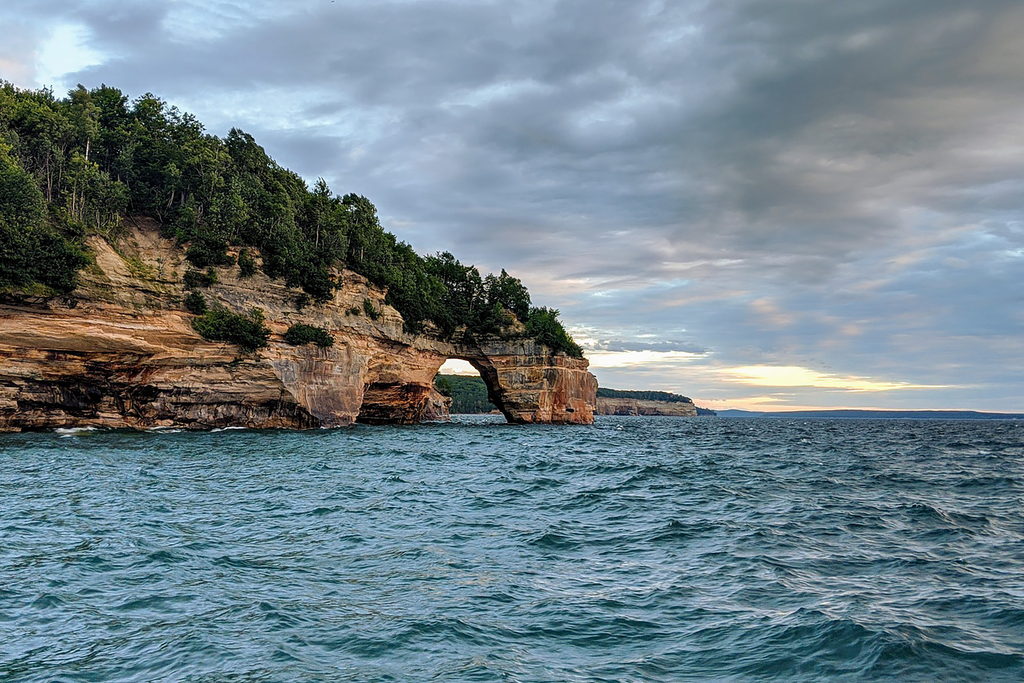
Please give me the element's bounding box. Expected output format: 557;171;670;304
0;222;596;430
595;397;698;417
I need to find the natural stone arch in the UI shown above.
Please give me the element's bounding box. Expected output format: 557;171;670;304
352;337;596;426
0;222;596;431
455;338;597;424
356;337;596;425
355;352;512;425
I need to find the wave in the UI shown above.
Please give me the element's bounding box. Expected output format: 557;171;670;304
54;426;98;437
4;416;1023;681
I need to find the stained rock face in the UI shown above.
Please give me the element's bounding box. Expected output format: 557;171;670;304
0;223;596;431
595;397;698;417
460;340;597;424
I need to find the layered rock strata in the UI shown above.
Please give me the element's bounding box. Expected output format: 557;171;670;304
595;397;698;417
0;222;596;431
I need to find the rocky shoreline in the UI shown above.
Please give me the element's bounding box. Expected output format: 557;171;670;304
0;221;596;431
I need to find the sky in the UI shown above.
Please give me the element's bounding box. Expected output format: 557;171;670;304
2;0;1023;412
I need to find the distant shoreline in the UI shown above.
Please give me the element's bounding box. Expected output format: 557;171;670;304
715;409;1024;420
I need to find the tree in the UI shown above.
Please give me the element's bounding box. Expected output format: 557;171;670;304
192;306;270;353
525;307;584;358
486;270;530;321
0;81;585;358
0;140;88;293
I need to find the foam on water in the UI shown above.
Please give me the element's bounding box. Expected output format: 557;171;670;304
54;426;98;437
1;416;1023;681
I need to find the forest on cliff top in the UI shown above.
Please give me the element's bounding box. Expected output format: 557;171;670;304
0;81;582;357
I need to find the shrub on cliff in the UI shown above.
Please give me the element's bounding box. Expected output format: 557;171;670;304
525;307;583;358
183;268;217;289
192;306;270;352
183;291;207;314
362;298;380;320
283;323;333;348
237;248;256;278
185;239;235;268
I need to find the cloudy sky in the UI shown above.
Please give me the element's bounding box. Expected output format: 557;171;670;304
3;0;1023;411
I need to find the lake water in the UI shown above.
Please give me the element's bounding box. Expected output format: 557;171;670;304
1;416;1023;682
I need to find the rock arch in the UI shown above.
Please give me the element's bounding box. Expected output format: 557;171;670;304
0;232;598;431
355;338;597;425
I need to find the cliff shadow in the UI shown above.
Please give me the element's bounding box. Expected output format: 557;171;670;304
355;355;513;425
430;357;514;422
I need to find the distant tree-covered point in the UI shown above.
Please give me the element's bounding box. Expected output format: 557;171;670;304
598;387;717;415
597;388;692;403
0;81;583;357
441;378;719;416
434;374;496;414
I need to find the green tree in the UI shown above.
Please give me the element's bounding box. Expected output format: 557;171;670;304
525;307;583;358
283;323;334;347
485;270;531;321
192;306;270;353
0;140;87;292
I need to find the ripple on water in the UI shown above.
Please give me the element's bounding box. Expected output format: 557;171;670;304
0;417;1023;682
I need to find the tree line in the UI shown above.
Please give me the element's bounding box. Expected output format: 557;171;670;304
596;388;693;403
0;81;582;357
434;374;497;414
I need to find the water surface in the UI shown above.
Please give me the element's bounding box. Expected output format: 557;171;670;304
2;417;1022;681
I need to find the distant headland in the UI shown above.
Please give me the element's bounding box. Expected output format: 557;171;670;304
716;409;1024;420
436;377;717;416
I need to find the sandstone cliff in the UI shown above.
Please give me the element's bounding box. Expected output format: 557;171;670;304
0;221;596;431
596;397;698;417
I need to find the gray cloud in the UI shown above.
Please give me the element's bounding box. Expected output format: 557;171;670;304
4;0;1023;409
590;339;709;355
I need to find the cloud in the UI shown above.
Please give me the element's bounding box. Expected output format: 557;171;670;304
589;339;708;355
720;365;950;392
2;0;1023;409
586;350;705;370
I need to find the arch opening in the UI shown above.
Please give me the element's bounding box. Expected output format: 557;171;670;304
354;354;514;425
430;358;512;421
432;357;512;423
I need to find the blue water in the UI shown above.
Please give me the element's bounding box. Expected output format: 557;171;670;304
1;417;1023;682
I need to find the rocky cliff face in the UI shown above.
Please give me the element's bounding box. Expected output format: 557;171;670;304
595;397;698;417
0;222;596;431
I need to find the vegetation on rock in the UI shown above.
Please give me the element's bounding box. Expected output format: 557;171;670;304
284;323;334;348
362;297;380;321
183;291;207;314
525;307;584;358
183;267;217;289
596;388;693;403
191;306;270;352
434;374;497;414
236;248;256;278
0;81;582;357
